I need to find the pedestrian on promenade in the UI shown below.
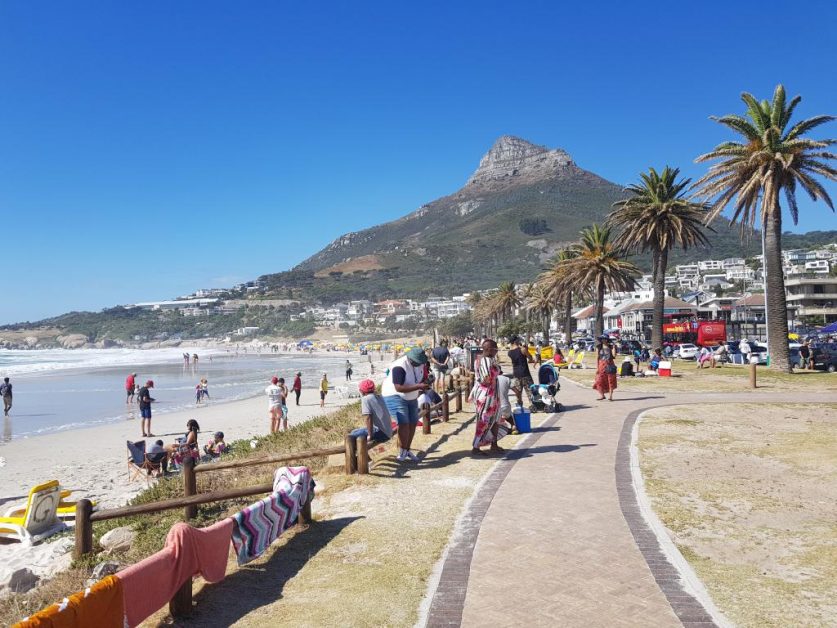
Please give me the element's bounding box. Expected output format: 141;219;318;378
431;339;451;393
508;336;535;409
470;339;508;455
292;372;302;405
138;380;155;437
382;347;429;462
125;372;137;404
1;378;12;417
320;373;329;408
593;336;617;401
739;338;752;364
266;376;283;433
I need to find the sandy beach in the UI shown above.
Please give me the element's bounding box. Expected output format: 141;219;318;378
0;357;378;591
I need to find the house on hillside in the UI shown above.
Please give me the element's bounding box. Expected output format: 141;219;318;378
573;304;609;334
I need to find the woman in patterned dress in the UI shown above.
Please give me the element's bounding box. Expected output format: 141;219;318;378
593;336;618;401
470;339;509;455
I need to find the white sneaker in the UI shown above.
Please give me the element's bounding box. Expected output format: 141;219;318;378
406;450;419;462
396;449;408;462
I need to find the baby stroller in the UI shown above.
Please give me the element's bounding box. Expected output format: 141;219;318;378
528;363;561;413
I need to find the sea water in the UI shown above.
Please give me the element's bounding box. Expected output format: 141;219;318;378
0;348;358;440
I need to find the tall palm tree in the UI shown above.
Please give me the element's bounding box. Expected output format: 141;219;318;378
495;281;521;324
607;166;711;349
693;85;836;372
538;248;579;346
562;225;640;338
525;284;553;342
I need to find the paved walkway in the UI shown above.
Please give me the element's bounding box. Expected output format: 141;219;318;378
425;380;836;627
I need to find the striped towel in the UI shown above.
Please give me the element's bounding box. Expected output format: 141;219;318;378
231;466;315;565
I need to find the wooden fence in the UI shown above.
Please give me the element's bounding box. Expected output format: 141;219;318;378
72;374;472;619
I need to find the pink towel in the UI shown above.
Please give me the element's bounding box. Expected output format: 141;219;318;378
117;518;233;627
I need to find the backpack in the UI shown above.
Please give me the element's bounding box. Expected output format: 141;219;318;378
0;384;8;397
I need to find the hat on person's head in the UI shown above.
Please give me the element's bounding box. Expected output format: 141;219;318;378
132;372;137;376
155;439;164;446
271;376;279;384
146;380;154;387
359;379;376;394
406;347;428;365
214;431;224;439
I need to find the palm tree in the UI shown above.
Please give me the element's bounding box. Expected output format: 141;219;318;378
693;85;836;372
607;166;711;349
538;248;579;346
561;225;640;338
525;284;553;342
495;281;521;324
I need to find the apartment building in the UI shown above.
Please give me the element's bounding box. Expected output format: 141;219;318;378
785;275;837;324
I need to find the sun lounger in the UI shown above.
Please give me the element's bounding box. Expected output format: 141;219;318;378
127;440;166;482
569;351;586;369
554;349;575;369
0;480;66;544
3;488;97;522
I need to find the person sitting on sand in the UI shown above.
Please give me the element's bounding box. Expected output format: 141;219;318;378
203;431;227;458
170;419;201;467
148;438;169;473
351;379;392;445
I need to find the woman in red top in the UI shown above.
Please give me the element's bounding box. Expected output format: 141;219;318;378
292;372;302;406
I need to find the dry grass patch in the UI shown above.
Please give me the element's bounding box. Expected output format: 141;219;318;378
639;403;837;627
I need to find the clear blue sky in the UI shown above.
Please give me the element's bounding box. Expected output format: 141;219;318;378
1;1;835;324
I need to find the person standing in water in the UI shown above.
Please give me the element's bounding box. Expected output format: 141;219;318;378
1;378;13;417
125;372;137;404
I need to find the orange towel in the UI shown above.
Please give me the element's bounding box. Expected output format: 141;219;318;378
118;519;233;627
14;575;123;628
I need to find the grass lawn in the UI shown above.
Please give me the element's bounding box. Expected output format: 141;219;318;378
558;355;834;393
638;403;837;628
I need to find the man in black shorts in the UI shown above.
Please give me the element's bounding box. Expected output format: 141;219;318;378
138;380;156;437
508;337;536;408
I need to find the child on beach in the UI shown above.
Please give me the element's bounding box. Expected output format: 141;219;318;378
278;378;289;431
203;431;227;458
266;377;283;433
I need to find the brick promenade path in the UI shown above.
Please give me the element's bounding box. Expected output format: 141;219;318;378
425;379;836;628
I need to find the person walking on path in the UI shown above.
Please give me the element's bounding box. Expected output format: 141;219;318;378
382;347;429;462
431;340;451;393
593;336;618;401
138;380;156;436
266;377;284;433
507;336;536;409
470;339;508;455
125;373;137;404
1;378;12;417
739;338;752;365
292;372;302;405
319;373;329;408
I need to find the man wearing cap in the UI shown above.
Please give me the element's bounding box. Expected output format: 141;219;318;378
381;347;429;462
352;379;393;445
125;372;137;405
138;380;156;437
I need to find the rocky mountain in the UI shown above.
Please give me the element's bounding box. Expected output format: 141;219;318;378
263;135;761;302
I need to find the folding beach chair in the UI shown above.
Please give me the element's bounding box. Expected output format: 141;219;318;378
127;440;165;482
554;348;575;369
0;480;66;544
569;351;586;369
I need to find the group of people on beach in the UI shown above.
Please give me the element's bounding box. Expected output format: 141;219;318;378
266;372;303;433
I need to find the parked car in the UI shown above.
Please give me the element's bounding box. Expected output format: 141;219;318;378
811;344;837;372
676;343;699;360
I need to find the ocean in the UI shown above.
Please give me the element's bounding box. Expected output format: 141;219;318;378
0;348;360;440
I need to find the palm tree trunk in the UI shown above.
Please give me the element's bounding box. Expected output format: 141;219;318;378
594;278;605;338
651;249;667;349
563;293;573;347
764;208;791;372
543;310;550;343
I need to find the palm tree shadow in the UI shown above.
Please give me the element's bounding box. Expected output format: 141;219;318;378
184;516;363;626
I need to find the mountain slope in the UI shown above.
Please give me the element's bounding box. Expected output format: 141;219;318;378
262;136;762;301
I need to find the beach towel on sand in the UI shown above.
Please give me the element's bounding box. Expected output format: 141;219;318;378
15;575;123;628
232;466;315;565
117;519;233;627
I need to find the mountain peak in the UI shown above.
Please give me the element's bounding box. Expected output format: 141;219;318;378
466;135;574;187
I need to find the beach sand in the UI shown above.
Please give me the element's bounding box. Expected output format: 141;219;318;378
0;360;377;591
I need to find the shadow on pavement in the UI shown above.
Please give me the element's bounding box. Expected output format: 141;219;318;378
187;515;363;626
504;442;596;460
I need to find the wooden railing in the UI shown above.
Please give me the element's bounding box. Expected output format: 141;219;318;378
72;375;472;619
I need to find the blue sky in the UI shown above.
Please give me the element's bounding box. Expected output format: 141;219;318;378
1;0;835;324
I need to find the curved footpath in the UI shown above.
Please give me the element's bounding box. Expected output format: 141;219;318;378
422;379;836;628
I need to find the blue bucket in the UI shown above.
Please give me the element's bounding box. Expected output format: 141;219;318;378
513;410;531;433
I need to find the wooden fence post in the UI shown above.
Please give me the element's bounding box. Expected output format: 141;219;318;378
422;405;431;434
344;434;357;475
183;456;197;520
749;362;757;389
74;499;93;560
455;376;463;413
442;390;450;422
356;436;369;474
